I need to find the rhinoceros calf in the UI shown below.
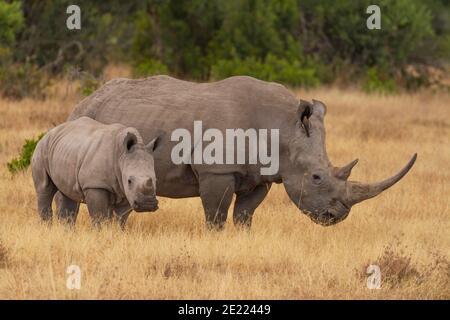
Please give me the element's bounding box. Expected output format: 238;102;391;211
31;116;161;228
62;75;416;230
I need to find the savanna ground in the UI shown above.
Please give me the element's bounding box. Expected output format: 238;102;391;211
0;66;448;299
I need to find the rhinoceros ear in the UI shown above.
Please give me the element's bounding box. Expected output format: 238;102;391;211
298;100;312;137
123;132;138;152
145;131;166;153
312;99;327;118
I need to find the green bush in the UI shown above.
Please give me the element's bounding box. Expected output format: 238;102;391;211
1;1;449;91
0;62;47;100
78;72;102;96
133;59;169;78
212;55;320;88
0;1;23;47
362;67;397;94
0;1;42;99
128;0;446;89
7;133;45;175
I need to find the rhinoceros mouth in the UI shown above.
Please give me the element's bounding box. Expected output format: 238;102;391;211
133;198;159;212
313;211;338;226
133;204;159;212
310;201;350;226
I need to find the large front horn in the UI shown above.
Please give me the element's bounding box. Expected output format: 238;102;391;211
346;154;417;206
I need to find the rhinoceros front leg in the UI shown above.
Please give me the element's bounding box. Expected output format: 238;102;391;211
233;183;271;229
198;173;235;231
113;202;133;230
84;189;113;228
56;192;80;226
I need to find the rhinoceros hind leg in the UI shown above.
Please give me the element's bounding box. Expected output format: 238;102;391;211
55;192;80;226
198;174;235;231
85;189;113;228
233;183;271;229
33;171;57;223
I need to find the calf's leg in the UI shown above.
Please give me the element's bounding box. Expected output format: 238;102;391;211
198;174;235;231
85;189;113;228
114;203;133;230
32;169;57;223
233;183;271;229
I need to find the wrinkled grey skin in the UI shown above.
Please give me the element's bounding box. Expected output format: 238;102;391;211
32;117;161;228
60;75;416;230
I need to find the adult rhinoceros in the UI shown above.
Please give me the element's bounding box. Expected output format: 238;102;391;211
58;75;416;229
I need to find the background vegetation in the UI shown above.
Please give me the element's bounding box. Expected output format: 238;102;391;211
0;0;449;98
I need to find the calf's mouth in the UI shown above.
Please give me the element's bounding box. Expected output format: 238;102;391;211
132;195;159;212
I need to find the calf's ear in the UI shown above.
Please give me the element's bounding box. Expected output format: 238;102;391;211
145;131;166;153
123;132;138;152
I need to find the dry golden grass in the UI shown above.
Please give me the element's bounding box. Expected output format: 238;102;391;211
0;67;449;299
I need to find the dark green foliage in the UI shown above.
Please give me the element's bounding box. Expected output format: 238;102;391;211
7;133;44;174
0;1;140;98
0;61;48;100
211;55;320;87
0;1;23;47
78;72;102;96
131;0;448;88
15;1;144;75
133;59;169;78
1;0;449;93
362;67;397;94
0;1;44;99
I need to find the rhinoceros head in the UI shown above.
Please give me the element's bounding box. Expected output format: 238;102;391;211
119;130;161;212
281;99;416;226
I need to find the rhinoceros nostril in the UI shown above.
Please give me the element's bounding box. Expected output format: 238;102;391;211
323;211;336;219
311;173;323;185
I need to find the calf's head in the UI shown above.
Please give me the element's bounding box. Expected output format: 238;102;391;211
119;130;161;212
282;99;416;226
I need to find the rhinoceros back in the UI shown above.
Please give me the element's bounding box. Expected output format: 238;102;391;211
69;75;298;136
